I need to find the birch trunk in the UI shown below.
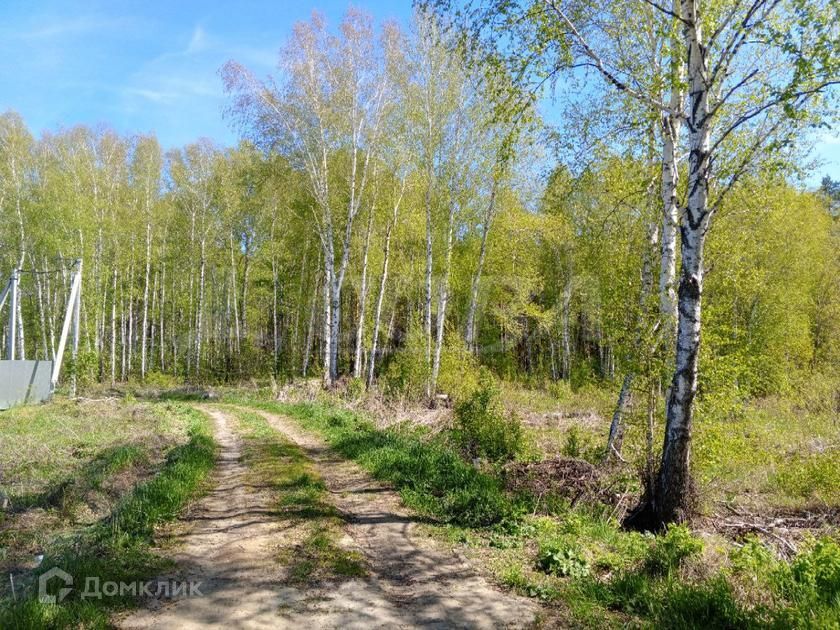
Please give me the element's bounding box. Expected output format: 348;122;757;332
110;269;117;385
465;185;497;350
424;175;434;395
431;202;457;394
353;209;375;378
322;259;332;387
561;280;572;380
659;8;683;337
367;188;402;388
652;2;712;525
149;268;158;373
605;212;659;461
272;255;280;376
140;222;152;378
194;237;206;378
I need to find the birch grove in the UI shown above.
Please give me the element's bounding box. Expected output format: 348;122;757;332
0;6;837;528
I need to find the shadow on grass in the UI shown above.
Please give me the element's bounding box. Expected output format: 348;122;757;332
9;444;148;513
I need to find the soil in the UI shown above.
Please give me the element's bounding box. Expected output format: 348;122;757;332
116;406;538;629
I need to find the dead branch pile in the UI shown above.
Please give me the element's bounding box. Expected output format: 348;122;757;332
503;457;618;507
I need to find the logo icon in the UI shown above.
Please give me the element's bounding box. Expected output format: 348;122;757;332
38;567;73;604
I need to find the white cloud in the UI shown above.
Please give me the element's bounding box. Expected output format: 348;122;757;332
186;26;208;54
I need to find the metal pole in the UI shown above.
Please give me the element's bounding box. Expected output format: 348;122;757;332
51;262;82;387
71;260;82;396
7;269;18;360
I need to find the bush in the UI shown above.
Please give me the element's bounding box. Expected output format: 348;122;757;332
790;538;840;604
383;315;430;402
453;369;523;463
436;333;481;403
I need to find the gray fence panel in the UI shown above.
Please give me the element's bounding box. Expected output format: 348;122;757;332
0;360;53;410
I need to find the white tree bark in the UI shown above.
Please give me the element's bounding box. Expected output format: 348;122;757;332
140;222;152;378
430;200;457;394
367;180;404;388
465;184;497;350
654;0;712;523
353;208;375;378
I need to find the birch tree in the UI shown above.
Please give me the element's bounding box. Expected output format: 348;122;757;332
223;10;398;386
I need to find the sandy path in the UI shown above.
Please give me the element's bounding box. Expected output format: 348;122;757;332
249;407;538;629
117;406;538;629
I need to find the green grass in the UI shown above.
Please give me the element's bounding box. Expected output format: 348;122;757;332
232;398;840;629
0;404;216;629
0;399;190;507
240;400;519;527
231;408;366;583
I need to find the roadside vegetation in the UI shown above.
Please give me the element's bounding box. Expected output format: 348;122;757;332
0;400;215;629
225;384;840;628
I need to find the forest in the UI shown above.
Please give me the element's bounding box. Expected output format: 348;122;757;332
1;1;839;628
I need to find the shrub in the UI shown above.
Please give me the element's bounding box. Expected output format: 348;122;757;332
790;538;840;604
773;452;840;503
563;427;582;458
342;377;366;401
453;369;523;463
383;315;430;402
436;333;481;403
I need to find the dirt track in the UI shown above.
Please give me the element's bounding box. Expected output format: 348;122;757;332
117;406;537;629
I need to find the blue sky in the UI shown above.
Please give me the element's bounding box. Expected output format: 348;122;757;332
0;1;837;184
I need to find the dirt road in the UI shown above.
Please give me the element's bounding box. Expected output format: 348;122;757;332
117;407;537;629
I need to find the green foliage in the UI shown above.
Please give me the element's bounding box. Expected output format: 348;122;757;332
453;369;523;462
773;451;840;504
562;427;582;458
383;316;431;402
537;544;590;578
436;333;482;403
342;377;366;401
644;525;703;576
789;538;840;605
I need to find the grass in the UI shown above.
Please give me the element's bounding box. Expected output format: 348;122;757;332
238;399;519;527
0;403;215;629
234;397;840;629
231;408;366;583
0;399;190;507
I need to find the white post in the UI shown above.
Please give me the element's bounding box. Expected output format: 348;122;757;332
7;269;18;360
71;260;82;396
51;261;82;388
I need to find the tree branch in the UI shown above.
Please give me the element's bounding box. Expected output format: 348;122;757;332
543;0;677;116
